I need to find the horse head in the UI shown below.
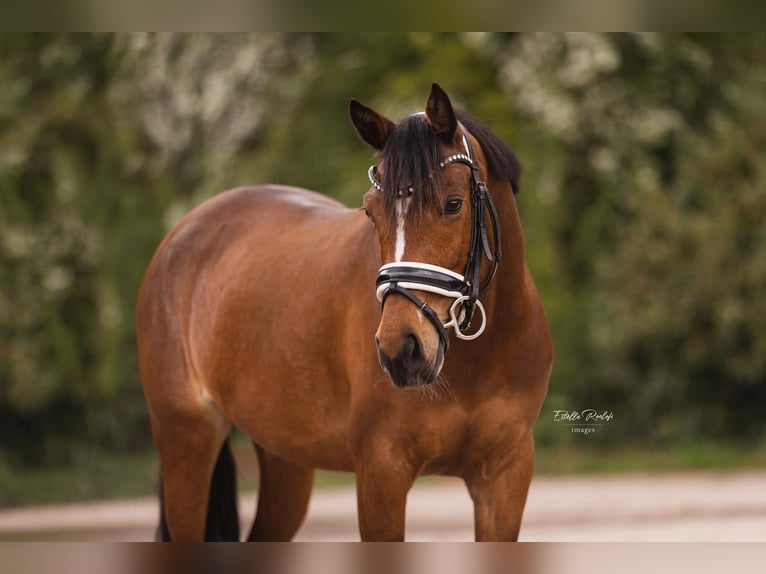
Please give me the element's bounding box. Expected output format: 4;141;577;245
350;83;510;388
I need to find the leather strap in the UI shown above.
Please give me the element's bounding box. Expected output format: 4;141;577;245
377;265;465;296
458;134;502;331
381;283;451;351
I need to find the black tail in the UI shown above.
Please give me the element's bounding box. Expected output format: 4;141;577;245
157;438;240;541
204;438;240;541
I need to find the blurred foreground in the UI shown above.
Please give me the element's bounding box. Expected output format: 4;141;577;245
1;470;764;542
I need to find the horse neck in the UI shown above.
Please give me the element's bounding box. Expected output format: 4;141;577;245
446;179;529;398
482;179;528;327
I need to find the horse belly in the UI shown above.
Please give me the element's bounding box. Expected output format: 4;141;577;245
222;359;356;472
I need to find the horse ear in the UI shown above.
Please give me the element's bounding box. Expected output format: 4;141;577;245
349;99;394;151
425;83;457;142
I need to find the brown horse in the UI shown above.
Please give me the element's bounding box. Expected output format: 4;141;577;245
136;83;553;541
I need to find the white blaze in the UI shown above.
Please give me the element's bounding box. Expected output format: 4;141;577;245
394;197;411;262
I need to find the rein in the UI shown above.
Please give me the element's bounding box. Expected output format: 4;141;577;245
369;128;502;349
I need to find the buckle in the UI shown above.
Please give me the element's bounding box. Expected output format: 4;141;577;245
444;296;487;341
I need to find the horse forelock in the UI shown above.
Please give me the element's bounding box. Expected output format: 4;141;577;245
379;114;444;220
377;111;522;224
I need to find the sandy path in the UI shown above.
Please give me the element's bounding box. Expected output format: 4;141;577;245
1;471;764;541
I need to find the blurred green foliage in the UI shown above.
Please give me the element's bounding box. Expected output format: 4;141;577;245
1;33;764;472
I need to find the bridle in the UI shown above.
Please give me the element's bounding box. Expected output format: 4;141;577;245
369;127;502;351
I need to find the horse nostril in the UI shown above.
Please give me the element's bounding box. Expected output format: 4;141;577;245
401;333;425;375
378;347;393;374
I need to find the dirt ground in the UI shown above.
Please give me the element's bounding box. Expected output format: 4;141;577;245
1;470;764;541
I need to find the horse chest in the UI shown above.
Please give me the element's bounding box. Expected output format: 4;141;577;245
410;396;523;476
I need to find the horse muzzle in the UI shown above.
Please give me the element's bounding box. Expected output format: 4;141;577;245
376;332;444;388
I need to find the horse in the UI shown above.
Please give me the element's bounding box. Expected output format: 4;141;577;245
136;83;553;542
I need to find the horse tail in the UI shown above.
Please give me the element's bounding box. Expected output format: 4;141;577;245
156;437;241;541
157;474;171;541
205;438;240;540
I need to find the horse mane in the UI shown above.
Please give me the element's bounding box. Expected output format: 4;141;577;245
456;110;522;195
379;109;521;217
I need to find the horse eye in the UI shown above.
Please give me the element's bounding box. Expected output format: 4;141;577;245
445;198;463;215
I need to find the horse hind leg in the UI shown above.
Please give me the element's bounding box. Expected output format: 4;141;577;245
138;274;239;541
154;405;238;541
157;437;239;541
247;445;314;541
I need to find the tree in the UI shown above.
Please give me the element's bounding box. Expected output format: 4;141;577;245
0;33;303;464
484;33;766;443
590;65;766;440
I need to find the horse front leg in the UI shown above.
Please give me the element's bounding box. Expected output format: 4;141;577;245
353;440;418;541
465;431;536;541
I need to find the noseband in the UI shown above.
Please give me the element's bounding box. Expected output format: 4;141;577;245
369;129;502;350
